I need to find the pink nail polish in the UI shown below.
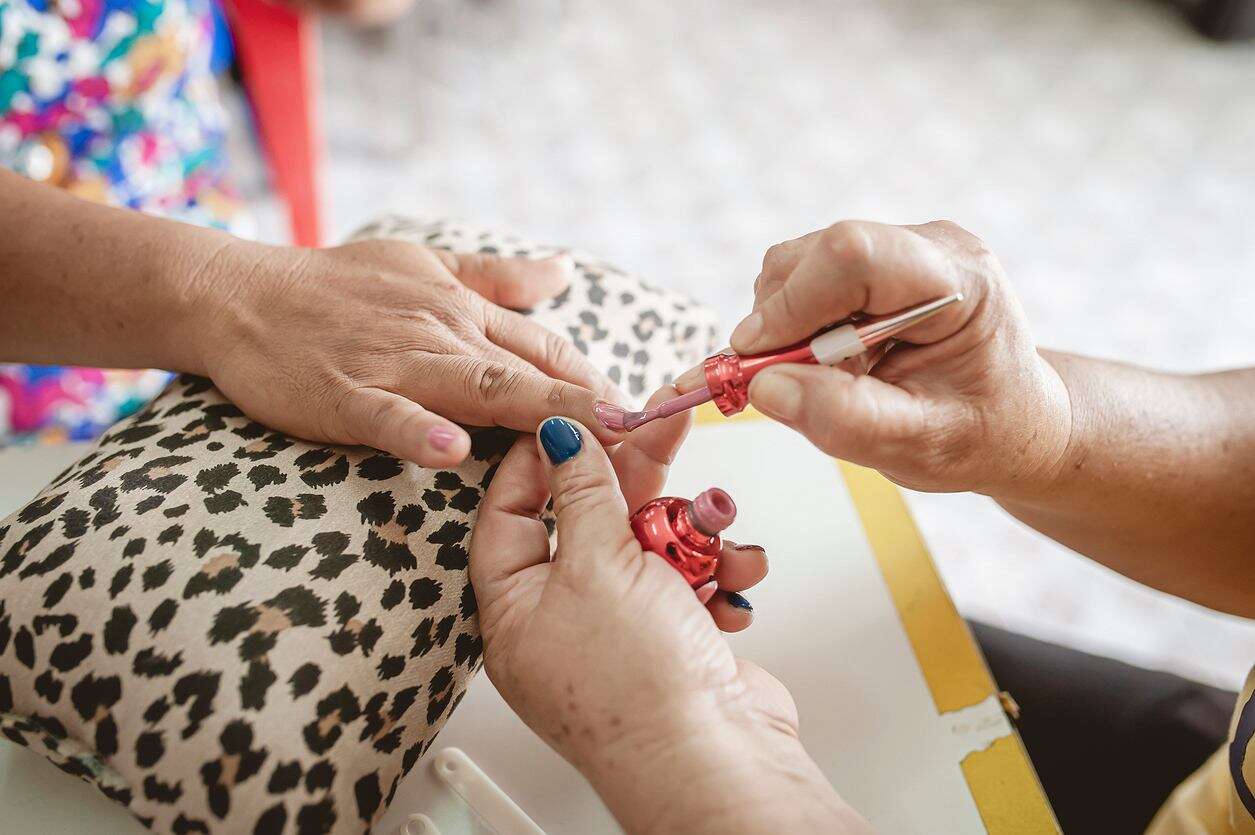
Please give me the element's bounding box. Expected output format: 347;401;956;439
428;426;459;451
695;580;718;605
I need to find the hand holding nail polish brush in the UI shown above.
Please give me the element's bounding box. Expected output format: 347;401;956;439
593;293;963;432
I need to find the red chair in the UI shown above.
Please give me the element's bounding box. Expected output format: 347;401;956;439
222;0;324;247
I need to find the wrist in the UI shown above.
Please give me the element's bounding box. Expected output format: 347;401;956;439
579;705;860;835
982;350;1078;505
174;232;293;379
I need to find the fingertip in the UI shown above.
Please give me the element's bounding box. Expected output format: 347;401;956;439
538;415;585;467
709;591;755;632
533;252;575;291
520;253;574;302
716;541;768;591
729;310;764;354
747;367;805;423
672;364;706;393
579;400;628;445
544;252;575;278
418;423;471;467
674;347;735;393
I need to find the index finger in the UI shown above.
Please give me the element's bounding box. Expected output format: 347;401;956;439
483;306;621;402
402;356;626;445
753;230;823;309
730;221;965;355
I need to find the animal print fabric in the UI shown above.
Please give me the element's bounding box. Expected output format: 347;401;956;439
0;216;718;833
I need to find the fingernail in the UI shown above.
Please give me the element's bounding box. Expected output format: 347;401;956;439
749;370;803;421
730;311;763;348
539;417;582;465
592;401;627;432
673;365;705;391
427;426;459;451
732;543;766;553
695;580;718;605
726;592;753;611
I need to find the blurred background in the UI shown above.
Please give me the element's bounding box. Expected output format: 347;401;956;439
233;0;1255;689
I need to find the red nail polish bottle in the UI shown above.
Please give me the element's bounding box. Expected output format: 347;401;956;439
630;488;736;587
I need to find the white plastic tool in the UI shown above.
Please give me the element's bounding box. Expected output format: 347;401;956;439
395;748;545;835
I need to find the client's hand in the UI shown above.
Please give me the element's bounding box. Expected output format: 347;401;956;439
198;238;622;468
469;391;867;835
682;220;1071;498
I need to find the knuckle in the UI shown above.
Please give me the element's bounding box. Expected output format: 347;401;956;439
356;237;425;268
761;242;790;271
470;362;516;403
543;378;572;410
554;470;607;516
542;330;593;376
366;393;408;435
966;235;1004;282
924;218;965;236
536;327;568;366
821;221;873;271
414;303;467;335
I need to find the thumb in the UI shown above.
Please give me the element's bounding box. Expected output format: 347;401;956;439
336;386;471;467
535;417;637;566
748;364;929;464
730;221;960;355
436;250;574;309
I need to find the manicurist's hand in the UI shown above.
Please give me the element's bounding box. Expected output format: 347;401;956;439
469;391;869;835
197;237;624;468
683;220;1071;497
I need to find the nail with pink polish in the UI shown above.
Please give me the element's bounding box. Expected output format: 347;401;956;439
428;426;459;451
695;580;718;606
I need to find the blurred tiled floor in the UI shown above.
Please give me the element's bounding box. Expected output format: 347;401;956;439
248;0;1254;687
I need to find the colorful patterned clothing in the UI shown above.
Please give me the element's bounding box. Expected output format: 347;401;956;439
0;0;243;443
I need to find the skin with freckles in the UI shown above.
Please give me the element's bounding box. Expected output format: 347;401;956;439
470;394;868;835
0;169;624;467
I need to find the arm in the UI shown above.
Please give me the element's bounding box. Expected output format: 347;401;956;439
693;219;1255;617
0;166;228;373
997;355;1255;616
0;169;626;464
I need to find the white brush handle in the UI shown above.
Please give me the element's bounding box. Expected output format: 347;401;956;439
810;324;866;365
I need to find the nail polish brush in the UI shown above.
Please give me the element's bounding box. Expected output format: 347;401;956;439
595;293;963;431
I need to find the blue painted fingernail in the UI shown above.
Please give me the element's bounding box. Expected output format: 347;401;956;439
727;592;753;611
539;417;582;465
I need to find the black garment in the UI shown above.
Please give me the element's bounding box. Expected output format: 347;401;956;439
971;622;1238;835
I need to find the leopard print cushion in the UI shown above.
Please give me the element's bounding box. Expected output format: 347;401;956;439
0;216;717;833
